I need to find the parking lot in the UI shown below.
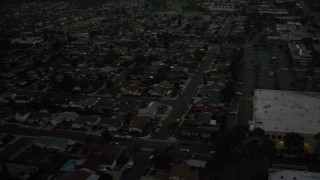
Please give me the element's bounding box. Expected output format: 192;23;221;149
228;45;320;129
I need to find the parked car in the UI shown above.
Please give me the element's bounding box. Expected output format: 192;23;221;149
110;142;119;145
230;111;237;115
148;155;154;161
127;161;134;168
180;148;190;152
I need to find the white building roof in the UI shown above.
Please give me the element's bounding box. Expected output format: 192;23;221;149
253;89;320;135
186;159;207;168
269;169;320;180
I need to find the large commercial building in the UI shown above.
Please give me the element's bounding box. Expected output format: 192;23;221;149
269;164;320;180
250;89;320;152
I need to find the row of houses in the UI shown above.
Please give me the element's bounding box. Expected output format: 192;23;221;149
0;135;124;179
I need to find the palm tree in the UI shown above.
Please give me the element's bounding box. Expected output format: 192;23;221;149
314;132;320;142
284;132;305;152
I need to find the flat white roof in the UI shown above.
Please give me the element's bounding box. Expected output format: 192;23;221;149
269;169;320;180
254;89;320;135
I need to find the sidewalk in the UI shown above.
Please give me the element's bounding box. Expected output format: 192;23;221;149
110;165;127;180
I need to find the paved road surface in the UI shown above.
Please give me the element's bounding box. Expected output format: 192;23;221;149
151;44;220;140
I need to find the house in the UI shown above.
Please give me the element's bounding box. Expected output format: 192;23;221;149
0;107;15;117
92;98;116;113
81;156;116;172
0;92;16;105
50;112;78;125
191;104;215;114
28;111;52;125
129;116;150;134
141;163;199;180
184;113;213;127
180;126;218;138
14;112;31;122
138;101;163;118
120;80;142;96
54;169;100;180
50;95;71;108
158;80;172;88
72;115;101;129
149;86;167;97
33;137;71;153
99;116;123;132
69;97;100;110
288;42;313;68
81;144;123;170
0;137;34;162
86;115;101;126
72;115;86;129
14;95;33;104
2;163;38;179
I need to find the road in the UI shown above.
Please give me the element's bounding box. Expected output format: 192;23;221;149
220;16;234;37
120;151;153;180
151;44;220;140
0;125;214;154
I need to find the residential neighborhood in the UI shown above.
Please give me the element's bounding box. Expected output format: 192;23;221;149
1;0;320;180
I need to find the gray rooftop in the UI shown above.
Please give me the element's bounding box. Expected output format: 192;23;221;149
253;89;320;135
269;169;320;180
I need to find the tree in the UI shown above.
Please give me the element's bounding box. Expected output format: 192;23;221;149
52;41;62;49
203;44;208;51
284;132;305;152
101;130;113;143
193;49;206;61
60;74;76;90
220;82;236;102
85;134;95;144
153;149;172;170
202;73;207;85
130;141;141;155
188;61;198;72
78;79;90;90
174;82;180;89
135;54;147;65
104;49;117;64
260;139;275;159
246;128;275;160
146;0;167;9
105;78;113;89
247;128;265;145
314;132;320;143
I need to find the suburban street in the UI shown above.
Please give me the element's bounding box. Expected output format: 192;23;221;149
120;151;153;180
152;44;220;140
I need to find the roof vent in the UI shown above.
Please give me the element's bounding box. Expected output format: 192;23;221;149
281;176;284;179
293;177;297;180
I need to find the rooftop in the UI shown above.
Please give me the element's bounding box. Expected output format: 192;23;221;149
269;164;320;180
253;89;320;135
